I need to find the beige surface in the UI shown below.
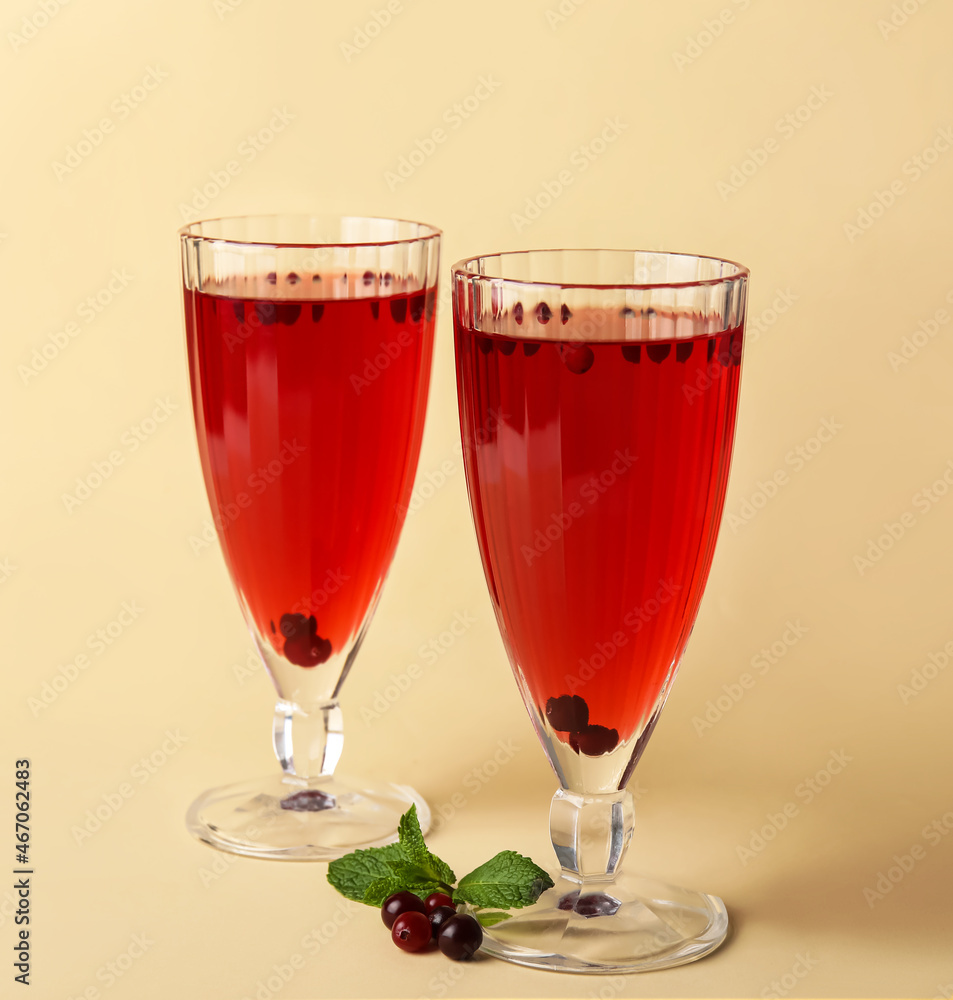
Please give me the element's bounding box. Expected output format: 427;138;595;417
2;0;952;997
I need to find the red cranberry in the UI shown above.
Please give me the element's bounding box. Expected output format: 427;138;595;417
621;344;641;364
276;303;301;326
428;905;457;940
424;892;454;913
390;298;407;323
254;302;276;325
546;695;589;731
559;343;594;374
438;914;483;961
382;891;427;930
392;911;431;952
570;724;620;756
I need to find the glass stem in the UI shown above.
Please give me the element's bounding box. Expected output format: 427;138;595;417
549;788;635;883
272;699;343;781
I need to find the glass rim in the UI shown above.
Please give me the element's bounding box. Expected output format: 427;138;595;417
451;248;749;291
178;213;442;249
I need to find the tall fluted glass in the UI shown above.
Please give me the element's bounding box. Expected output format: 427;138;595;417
181;215;440;859
452;249;747;971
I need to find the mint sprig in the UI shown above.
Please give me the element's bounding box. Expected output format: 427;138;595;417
326;805;554;914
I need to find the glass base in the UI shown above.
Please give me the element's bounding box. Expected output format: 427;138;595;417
477;871;728;974
186;773;430;861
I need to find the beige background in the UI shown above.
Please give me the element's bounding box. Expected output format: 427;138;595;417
2;0;952;997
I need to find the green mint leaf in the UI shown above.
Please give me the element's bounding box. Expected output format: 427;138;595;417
397;804;428;861
474;910;512;927
363;876;405;907
453;851;554;909
418;849;455;886
327;842;408;904
361;876;427;907
397;804;455;885
386;860;434;885
363;875;445;907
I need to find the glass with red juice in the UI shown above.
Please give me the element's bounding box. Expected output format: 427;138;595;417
181;215;440;859
452;249;747;972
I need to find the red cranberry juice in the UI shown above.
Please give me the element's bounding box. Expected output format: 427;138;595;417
455;321;742;748
186;287;435;666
